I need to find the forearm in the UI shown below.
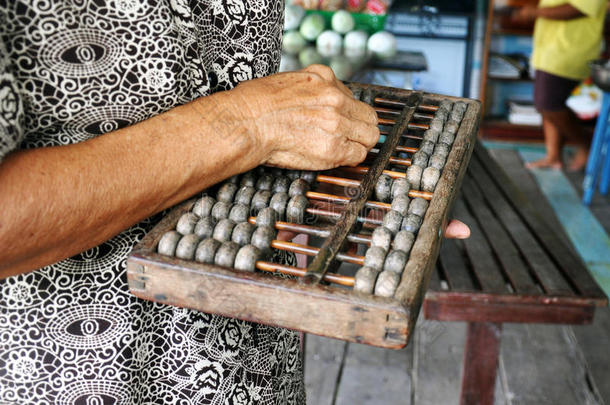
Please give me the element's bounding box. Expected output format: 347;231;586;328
535;4;584;20
0;91;265;277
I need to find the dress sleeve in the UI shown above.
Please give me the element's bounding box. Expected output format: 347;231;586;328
0;39;25;162
569;0;606;18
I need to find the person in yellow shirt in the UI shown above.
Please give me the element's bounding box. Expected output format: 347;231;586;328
514;0;607;170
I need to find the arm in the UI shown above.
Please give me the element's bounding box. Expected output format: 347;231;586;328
514;3;584;22
0;65;379;278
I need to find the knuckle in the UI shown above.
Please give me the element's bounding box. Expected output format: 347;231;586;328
323;87;344;107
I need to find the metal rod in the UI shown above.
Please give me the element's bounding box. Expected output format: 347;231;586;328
256;261;355;287
368;149;411;167
374;97;439;112
316;174;433;200
305;206;383;226
379;117;429;130
271;240;364;265
306;191;391;210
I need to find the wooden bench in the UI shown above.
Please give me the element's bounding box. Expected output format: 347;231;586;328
423;143;608;405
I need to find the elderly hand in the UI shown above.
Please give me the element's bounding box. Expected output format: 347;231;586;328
227;64;380;170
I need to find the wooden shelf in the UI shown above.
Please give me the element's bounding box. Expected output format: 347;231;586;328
481;119;543;141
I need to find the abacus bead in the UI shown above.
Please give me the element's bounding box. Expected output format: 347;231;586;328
240;172;257;188
382;210;403;235
227;175;240;184
272;176;291;194
270;167;285;177
364;246;387;271
192;196;216;217
158;231;181;256
393;230;415;253
383;250;408;274
175;234;200;260
454;101;467;112
423;129;440;143
374;271;400;297
235;186;256;206
419;140;435;155
234;245;262;272
286;195;308;224
434;143;450;158
211;201;232;221
354;267;379;294
286;170;301;180
439;131;455;146
194;216;217;239
406;164;423;190
412;150;429;167
255;166;266;175
375;174;393;203
390;177;410;200
408;197;429;217
288;178;310;197
213;218;236;242
256;207;278;228
229;203;250;223
195;238;221;263
435;109;448;122
217;183;238;203
251;226;276;253
232;222;256;245
439;99;453;112
422;167;441;192
176;212;199;235
269;192;289;220
429;118;443;132
445;120;460;135
256;173;275;191
300;171;317;184
429;154;446;170
371;226;393;251
391;194;410;216
251;190;271;214
214;241;240;268
402;213;423;233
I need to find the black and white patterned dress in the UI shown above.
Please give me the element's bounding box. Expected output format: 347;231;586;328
0;1;306;404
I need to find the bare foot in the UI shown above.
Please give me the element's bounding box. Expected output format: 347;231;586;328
567;147;589;172
525;157;563;170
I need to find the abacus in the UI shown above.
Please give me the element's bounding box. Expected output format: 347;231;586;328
127;83;481;349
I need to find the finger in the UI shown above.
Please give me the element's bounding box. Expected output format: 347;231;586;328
303;64;336;83
334;79;353;98
341;97;379;126
340;142;368;167
338;115;380;149
444;219;470;239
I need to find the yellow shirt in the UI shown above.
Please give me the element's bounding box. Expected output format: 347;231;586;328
532;0;606;80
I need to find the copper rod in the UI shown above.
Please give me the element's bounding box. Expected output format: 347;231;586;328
369;149;412;166
316;174;433;200
306;191;391;210
343;166;406;179
374;97;439;112
305;206;384;225
256;261;355;287
375;107;432;120
395;145;418;153
379;117;430;130
270;240;364;265
380;130;423;141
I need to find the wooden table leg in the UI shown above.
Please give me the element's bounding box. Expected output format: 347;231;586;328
460;322;502;405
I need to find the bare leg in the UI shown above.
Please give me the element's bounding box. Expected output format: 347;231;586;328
546;108;590;171
526;111;564;169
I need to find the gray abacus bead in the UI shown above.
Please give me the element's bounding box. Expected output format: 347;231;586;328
288;178;310;197
270;167;284;177
217;183;238;203
157;230;181;256
354;267;379;294
175;234;200;260
194;216;217;239
300;170;317;184
412;150;429;167
255;166;267;175
406;164;423;190
176;212;199;235
272;176;291;194
439;99;453;112
391;194;410;216
211;201;232;221
383;249;408;274
251;190;271;214
256;207;278;228
269;192;289;220
234;245;262;272
439;131;455;146
251;226;276;253
419;140;435;155
235;186;256;206
390;177;410;200
408;197;429;217
227;175;240;184
450;110;464;123
374;271;400;297
434;143;451;158
213;218;236;242
434;108;448;122
402;213;423;233
422;167;441;192
363;246;387;271
444;120;460;135
214;241;240;268
422;129;440;143
256;173;275;191
429;153;446;170
286;195;308;224
382;210;403;235
192;196;216;217
195;238;221;263
375;174;393;203
454;101;467;112
429;118;444;132
286;170;301;180
240;172;257;188
371;226;393;251
229;203;250;223
393;230;415;253
232;222;255;245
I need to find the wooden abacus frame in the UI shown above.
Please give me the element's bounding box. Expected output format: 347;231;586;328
127;83;481;349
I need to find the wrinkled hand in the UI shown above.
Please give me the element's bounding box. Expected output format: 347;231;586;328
229;64;380;170
512;5;538;23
